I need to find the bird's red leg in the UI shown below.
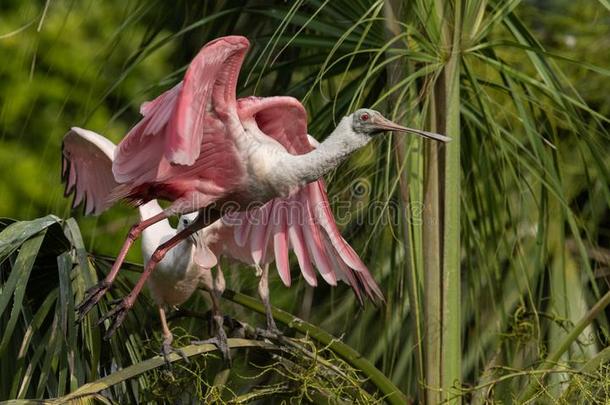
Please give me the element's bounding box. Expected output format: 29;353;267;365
100;212;216;339
158;306;188;365
198;263;231;362
76;211;169;321
256;264;281;337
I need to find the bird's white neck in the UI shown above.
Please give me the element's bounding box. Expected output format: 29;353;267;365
286;117;370;185
138;200;192;264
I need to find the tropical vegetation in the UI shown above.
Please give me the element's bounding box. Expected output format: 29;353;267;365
1;0;609;403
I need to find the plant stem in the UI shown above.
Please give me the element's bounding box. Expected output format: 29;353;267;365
440;1;462;402
423;121;442;405
423;2;463;403
383;0;426;400
223;289;408;405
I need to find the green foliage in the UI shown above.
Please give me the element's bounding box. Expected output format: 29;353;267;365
0;217;392;403
0;0;609;403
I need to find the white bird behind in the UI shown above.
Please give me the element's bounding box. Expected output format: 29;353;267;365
139;200;215;308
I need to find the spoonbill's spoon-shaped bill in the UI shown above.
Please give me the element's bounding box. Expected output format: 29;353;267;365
369;114;452;143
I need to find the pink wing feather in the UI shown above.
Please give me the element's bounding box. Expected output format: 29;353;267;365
228;176;384;303
62;127;119;215
111;36;250;203
238;96;312;155
271;201;291;286
166;36;250;165
228;96;384;304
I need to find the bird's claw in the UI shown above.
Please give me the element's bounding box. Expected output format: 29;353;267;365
256;315;282;340
161;341;190;367
98;297;133;339
255;326;283;340
192;328;231;366
75;280;111;322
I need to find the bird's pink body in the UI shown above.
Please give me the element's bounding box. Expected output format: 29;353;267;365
63;126;381;302
109;37;301;213
63;35;388;336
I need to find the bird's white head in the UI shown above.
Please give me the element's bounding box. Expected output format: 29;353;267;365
178;212;199;244
176;212;219;269
351;108;451;143
177;212;198;231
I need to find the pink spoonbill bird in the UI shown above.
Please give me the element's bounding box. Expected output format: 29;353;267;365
62;128;382;358
63;35;450;338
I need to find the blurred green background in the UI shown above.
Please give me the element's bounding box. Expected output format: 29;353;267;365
0;0;177;260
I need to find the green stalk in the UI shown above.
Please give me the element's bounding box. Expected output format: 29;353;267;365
423;122;442;405
547;199;569;394
440;1;462;403
223;290;408;405
423;2;463;403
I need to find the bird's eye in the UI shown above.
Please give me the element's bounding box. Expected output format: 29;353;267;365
182;219;188;225
360;113;369;121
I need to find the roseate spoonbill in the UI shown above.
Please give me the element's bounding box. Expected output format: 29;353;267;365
63;35;450;337
61;128;376;357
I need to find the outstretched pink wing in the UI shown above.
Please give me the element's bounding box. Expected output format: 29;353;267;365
112;36;250;197
62;127;119;215
167;36;250;165
226;179;384;304
238;96;312;155
227;97;384;303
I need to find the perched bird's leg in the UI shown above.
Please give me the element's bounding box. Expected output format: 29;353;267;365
76;211;168;321
211;262;226;318
213;265;243;335
193;263;231;364
158;306;188;365
100;212;216;339
257;264;281;337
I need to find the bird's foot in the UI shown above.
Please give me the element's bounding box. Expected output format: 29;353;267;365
98;295;134;339
255;326;283;340
256;315;282;340
161;340;189;367
75;280;111;322
192;324;231;366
